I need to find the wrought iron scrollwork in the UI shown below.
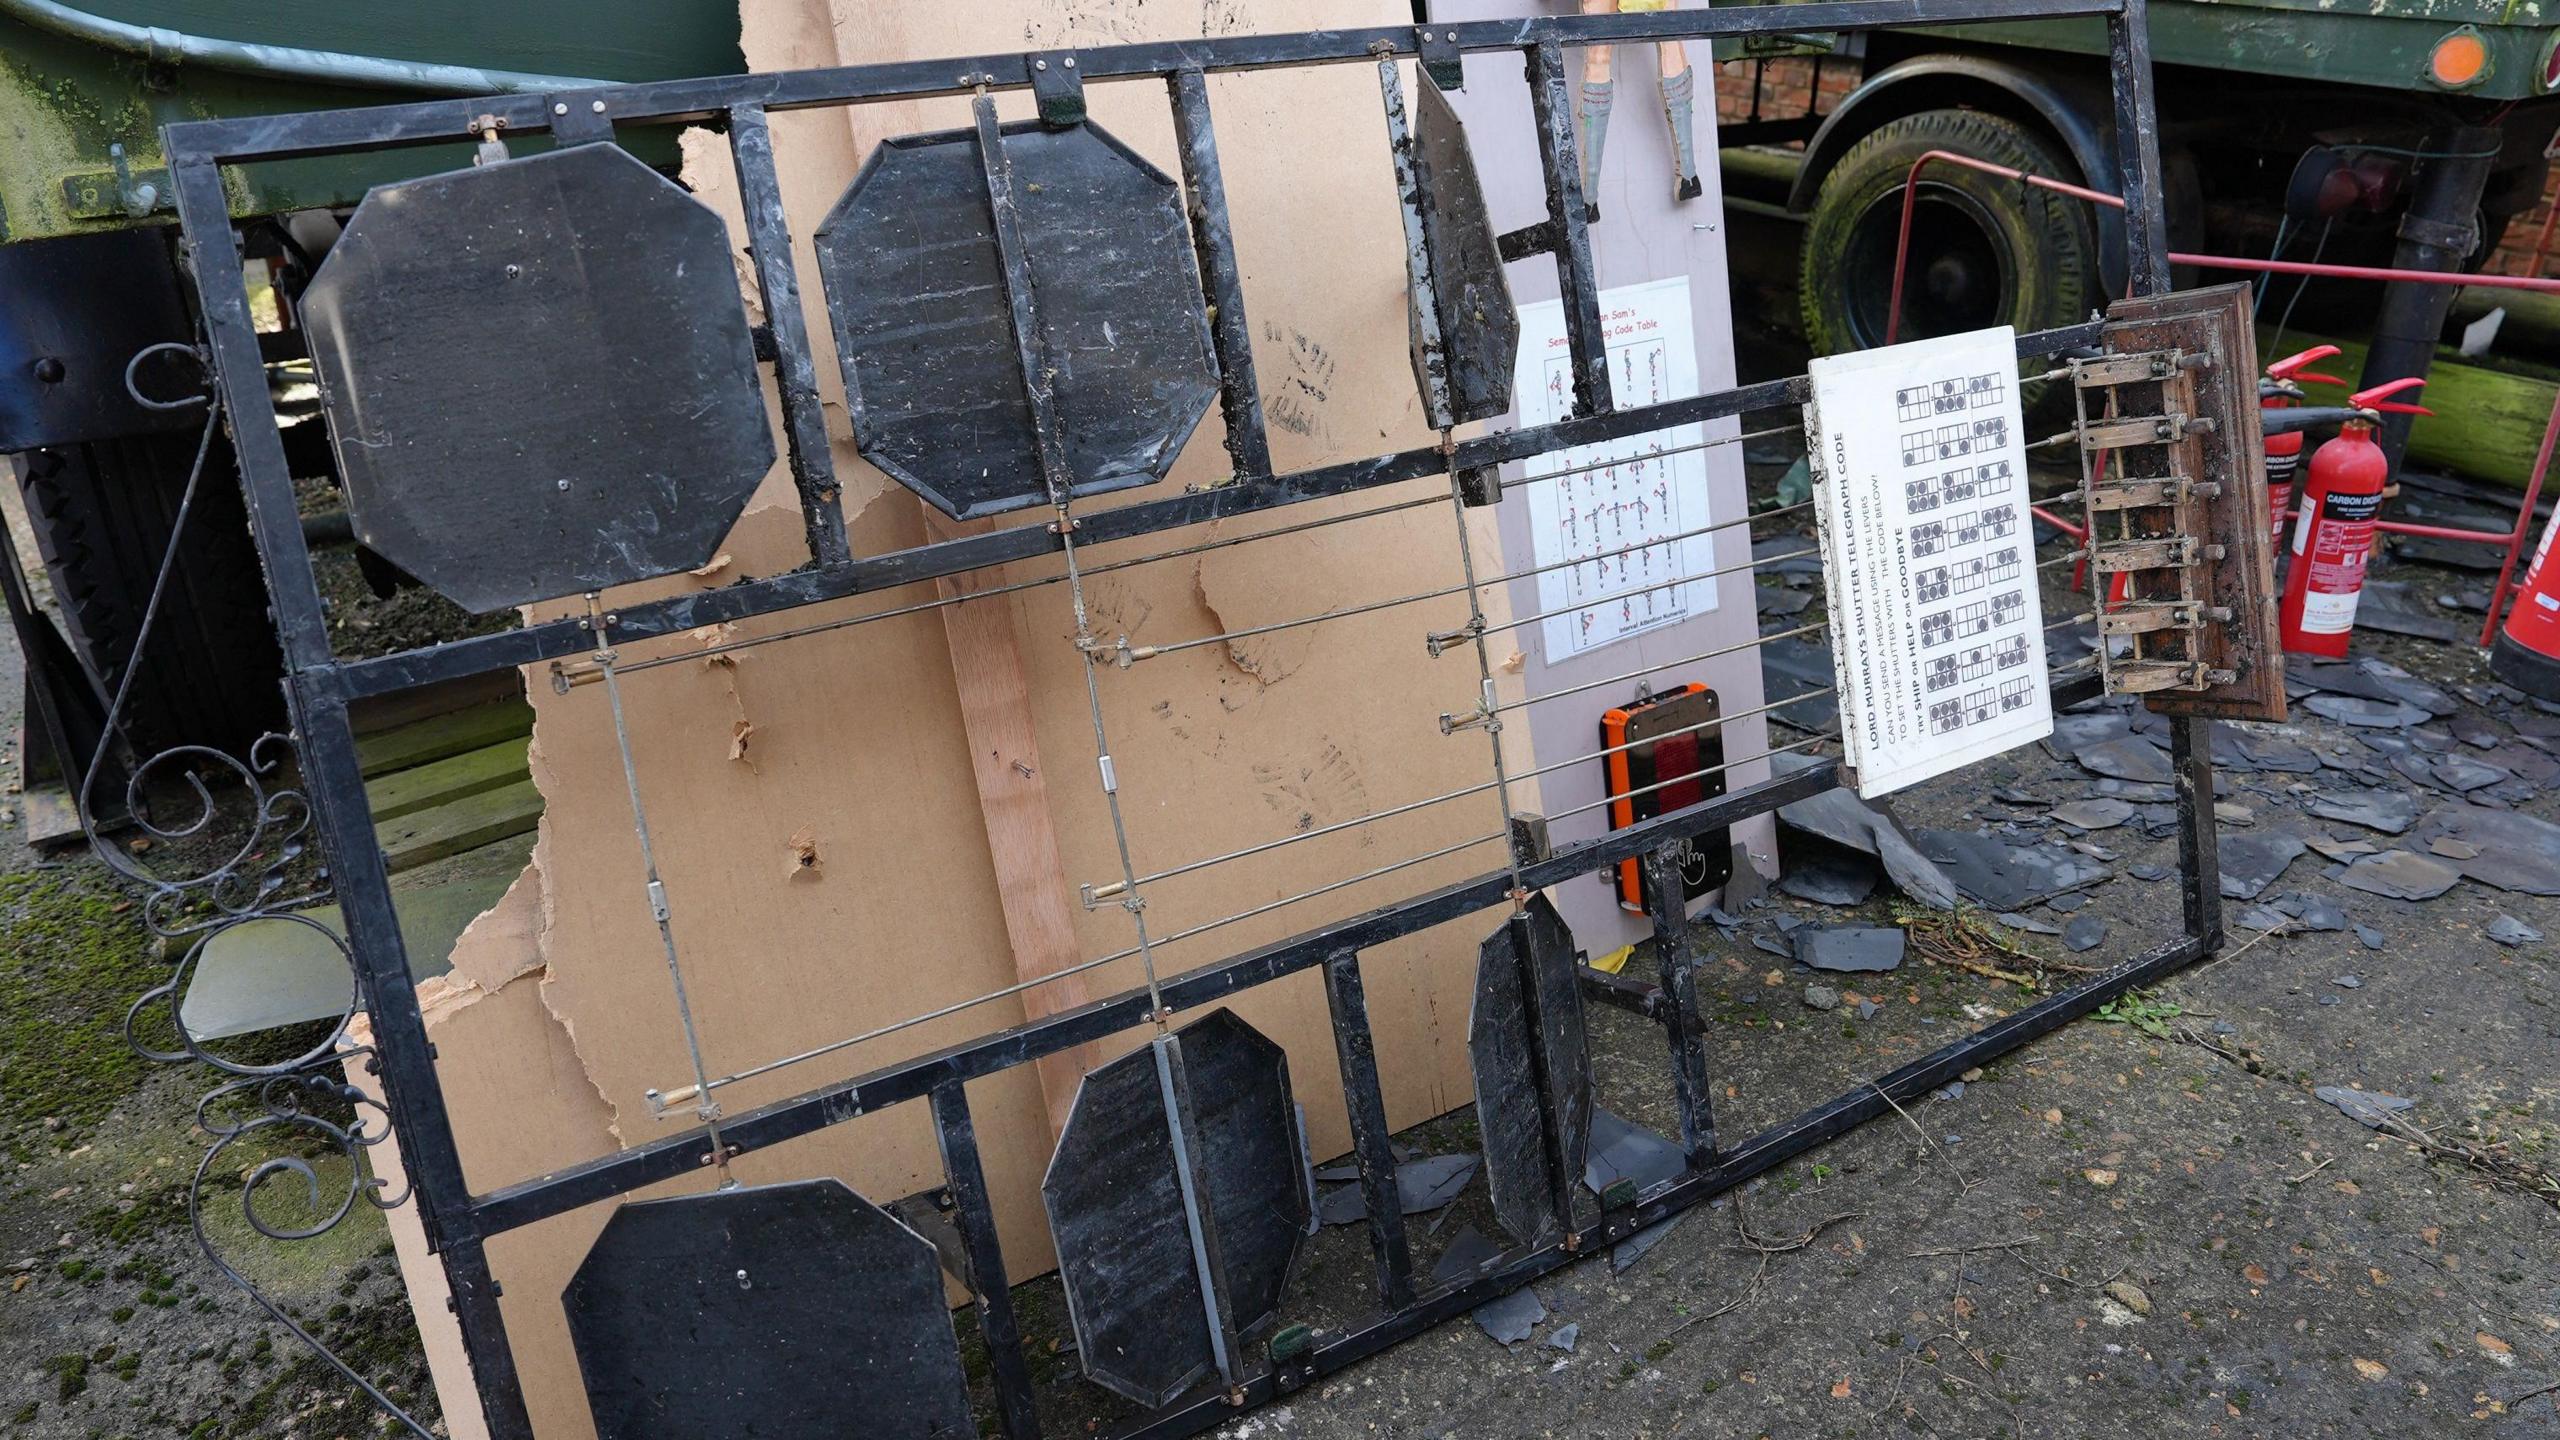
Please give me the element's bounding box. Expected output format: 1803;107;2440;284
80;370;434;1438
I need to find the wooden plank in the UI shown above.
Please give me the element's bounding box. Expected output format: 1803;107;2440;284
376;777;544;873
924;507;1095;1144
354;698;535;779
366;737;533;823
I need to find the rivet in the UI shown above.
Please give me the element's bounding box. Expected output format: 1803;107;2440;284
556;478;570;491
591;99;607;113
552;102;569;115
1035;59;1048;70
1062;55;1075;67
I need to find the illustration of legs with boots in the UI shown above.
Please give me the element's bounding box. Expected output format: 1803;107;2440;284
1577;0;1703;210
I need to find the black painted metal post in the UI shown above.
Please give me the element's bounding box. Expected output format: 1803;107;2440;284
2108;0;2223;949
1525;39;1612;420
931;1080;1041;1440
1641;846;1717;1168
1506;908;1581;1242
1155;1034;1247;1388
169;155;539;1440
1381;59;1456;429
2357;124;2501;476
729;102;852;566
1168;70;1276;485
1320;948;1415;1308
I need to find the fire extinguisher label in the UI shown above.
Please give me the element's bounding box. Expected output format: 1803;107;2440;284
2300;490;2383;635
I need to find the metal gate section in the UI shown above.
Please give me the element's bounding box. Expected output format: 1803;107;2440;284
143;5;2234;1439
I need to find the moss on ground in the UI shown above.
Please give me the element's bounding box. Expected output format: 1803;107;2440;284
0;870;162;1145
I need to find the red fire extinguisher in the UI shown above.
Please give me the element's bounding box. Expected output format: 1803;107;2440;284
2278;378;2431;658
2261;345;2347;539
2491;505;2560;701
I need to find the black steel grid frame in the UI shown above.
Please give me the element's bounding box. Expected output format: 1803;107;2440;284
158;2;2223;1436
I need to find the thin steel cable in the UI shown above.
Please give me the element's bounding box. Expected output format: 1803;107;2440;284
587;596;731;1183
1480;618;1827;718
1479;544;1815;642
1544;730;1839;823
1440;435;1534;909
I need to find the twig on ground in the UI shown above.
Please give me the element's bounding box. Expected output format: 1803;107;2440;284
1904;1236;2035;1259
1872;1079;1976;1194
2286;1156;2334;1185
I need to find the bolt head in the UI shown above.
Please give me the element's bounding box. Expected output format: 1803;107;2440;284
553;102;569;115
592;99;607;113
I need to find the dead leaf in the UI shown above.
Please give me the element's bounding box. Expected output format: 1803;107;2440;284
2420;1226;2442;1247
2242;1263;2269;1286
1830;1376;1853;1399
2352;1358;2388;1381
2477;1332;2513;1357
2044;1108;2064;1125
2083;1167;2118;1188
784;826;821;881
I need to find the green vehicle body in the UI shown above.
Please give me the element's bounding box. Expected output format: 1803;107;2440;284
0;1;745;244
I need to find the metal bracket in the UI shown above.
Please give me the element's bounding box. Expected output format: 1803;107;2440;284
1416;26;1465;92
1507;812;1551;869
1027;52;1086;126
546;94;616;146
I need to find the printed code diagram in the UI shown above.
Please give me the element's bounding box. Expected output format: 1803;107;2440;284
1931;676;2039;734
1919;590;2025;649
1921;634;2034;694
1898;415;2011;467
1895;371;2008;424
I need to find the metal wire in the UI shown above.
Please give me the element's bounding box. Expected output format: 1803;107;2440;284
1544;730;1839;824
1478;618;1828;718
1478;545;1816;643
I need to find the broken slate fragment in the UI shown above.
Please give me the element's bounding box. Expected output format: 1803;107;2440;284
2336;849;2461;902
2295;895;2350;932
2408;804;2560;895
1611;1213;1685;1273
2236;905;2289;932
1778;847;1881;907
1917;829;2103;909
2050;798;2135;831
2217;831;2308;900
1318;1153;1481;1226
2076;735;2175;783
2308;835;2381;863
2332;974;2361;989
2355;925;2385;950
1772;753;1957;909
2428;755;2509;793
2063;915;2108;953
2304;788;2418;835
1804;984;1841;1012
1795;925;1906;973
1543;1322;1580;1353
1995;911;2063;936
2487;915;2544;947
1471;1285;1546;1345
2129;862;2171;882
1583;1108;1686;1196
2314;1086;2416;1130
2046;892;2088;913
2303;694;2430;729
1433;1225;1502;1286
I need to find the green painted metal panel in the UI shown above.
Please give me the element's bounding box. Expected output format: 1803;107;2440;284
0;3;740;243
1723;0;2560;100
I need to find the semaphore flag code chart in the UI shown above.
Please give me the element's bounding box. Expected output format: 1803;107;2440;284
1804;326;2052;799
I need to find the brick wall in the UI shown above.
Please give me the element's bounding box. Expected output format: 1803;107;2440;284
2484;159;2560;277
1713;56;1855;129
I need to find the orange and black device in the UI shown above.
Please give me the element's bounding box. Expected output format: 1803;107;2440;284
1601;683;1731;914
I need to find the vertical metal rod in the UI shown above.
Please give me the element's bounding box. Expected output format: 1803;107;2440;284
1526;39;1611;420
1154;1035;1242;1387
1641;845;1717;1168
931;1080;1041;1440
2105;0;2169;297
1380;59;1454;429
1507;907;1580;1241
2106;0;2220;950
728;102;851;566
970;89;1176;1024
1320;948;1415;1308
1167;69;1275;484
171;153;539;1440
588;596;734;1185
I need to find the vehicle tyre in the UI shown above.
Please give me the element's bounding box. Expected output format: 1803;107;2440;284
1800;108;2100;367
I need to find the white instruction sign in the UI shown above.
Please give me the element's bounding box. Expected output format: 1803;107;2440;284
1805;327;2050;798
1515;276;1720;663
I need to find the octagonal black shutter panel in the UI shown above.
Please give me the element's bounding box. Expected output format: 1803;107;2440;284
814;119;1221;520
563;1179;976;1439
301;143;776;614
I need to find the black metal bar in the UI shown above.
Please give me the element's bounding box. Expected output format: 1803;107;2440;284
728;102;851;566
1525;40;1610;420
161;0;2130;164
971;93;1078;507
1575;964;1666;1021
2104;0;2168;297
1641;845;1717;1168
174;152;543;1440
472;758;1844;1235
931;1080;1042;1440
1168;70;1275;485
1155;1034;1245;1389
322;322;2105;702
1321;948;1415;1310
1119;928;2210;1440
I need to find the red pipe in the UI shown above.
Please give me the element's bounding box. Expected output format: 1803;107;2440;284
1880;148;2557;641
